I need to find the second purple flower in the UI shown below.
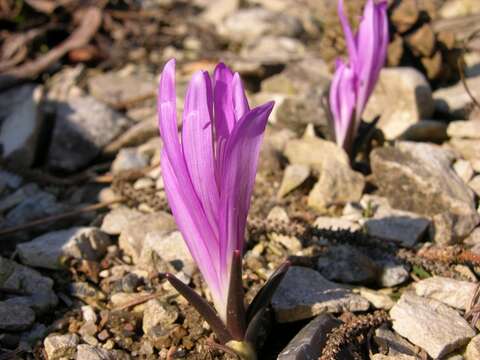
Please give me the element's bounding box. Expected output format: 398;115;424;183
329;0;389;154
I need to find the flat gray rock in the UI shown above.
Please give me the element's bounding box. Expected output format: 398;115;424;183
277;314;341;360
3;190;67;230
17;227;111;270
370;141;479;243
272;266;370;322
0;302;35;331
390;292;475;359
365;207;430;248
414;276;477;310
47;95;131;172
0;183;38;214
0;256;57;314
0;84;44;168
316;245;379;285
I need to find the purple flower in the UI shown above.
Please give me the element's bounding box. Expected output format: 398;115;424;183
158;59;288;356
329;0;389;154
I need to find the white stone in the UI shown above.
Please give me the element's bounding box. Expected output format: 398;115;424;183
101;206;143;235
434;75;480;116
308;159;364;211
118;212;176;262
414;276;477;310
267;206;290;223
454;159;474;183
139;230;196;276
364;68;434;140
390;292;475;359
17;227;111;270
466;334;480;360
76;344;112;360
284;136;349;171
448;120;480;139
359;288;395;310
469;175;480;197
277;164;310;198
44;334;79;360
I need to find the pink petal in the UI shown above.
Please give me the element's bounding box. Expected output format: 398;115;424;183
158;61;226;316
158;59;182;168
161;149;226;315
218;101;274;273
182;70;220;240
329;59;343;143
213;63;235;141
338;0;357;65
330;61;356;149
356;0;388;114
371;1;389;88
232;72;250;121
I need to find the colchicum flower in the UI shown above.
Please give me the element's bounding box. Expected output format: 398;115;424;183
329;0;389;154
158;59;289;359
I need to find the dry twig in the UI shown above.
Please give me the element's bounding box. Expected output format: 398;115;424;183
0;6;102;90
0;199;121;237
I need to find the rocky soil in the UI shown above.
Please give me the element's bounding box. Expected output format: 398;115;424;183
2;0;480;359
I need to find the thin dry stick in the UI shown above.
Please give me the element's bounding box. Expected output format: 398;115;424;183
113;292;162;311
458;58;480;110
0;199;121;237
2;161;112;186
458;29;480;110
465;283;480;327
